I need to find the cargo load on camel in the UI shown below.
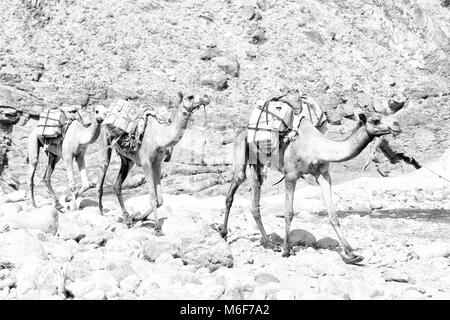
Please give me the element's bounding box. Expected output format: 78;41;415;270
37;108;67;138
104;99;171;153
247;91;326;156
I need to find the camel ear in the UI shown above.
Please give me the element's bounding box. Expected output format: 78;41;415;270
358;113;367;123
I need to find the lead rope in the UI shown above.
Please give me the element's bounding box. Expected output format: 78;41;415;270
393;136;450;184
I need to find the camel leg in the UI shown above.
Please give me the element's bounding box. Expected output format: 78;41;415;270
75;154;95;196
115;155;134;226
43;153;63;210
141;160;162;235
317;171;364;264
282;178;297;257
97;131;112;216
219;164;246;238
153;159;165;208
63;155;77;211
28;136;41;208
248;164;273;249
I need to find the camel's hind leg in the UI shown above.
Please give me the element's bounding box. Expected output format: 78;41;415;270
219;164;246;238
97;130;112;216
114;155;134;226
316;171;363;265
28;132;41;208
282;177;297;257
219;129;248;238
43;153;62;210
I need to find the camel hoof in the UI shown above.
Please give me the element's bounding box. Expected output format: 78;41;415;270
341;253;364;265
54;202;64;212
282;251;291;258
217;225;228;239
118;213;134;227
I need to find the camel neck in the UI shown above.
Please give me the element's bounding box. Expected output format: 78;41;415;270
77;116;101;145
159;105;191;148
316;122;374;163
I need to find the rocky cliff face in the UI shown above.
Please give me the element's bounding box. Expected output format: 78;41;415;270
0;0;449;194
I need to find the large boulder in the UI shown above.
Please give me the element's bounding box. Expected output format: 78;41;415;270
0;205;59;234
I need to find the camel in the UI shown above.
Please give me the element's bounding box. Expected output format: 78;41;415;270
219;112;401;264
28;104;107;210
97;92;210;233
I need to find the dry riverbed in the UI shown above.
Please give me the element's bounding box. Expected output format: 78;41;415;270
0;151;449;300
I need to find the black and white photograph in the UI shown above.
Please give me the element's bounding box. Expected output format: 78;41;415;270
0;0;449;304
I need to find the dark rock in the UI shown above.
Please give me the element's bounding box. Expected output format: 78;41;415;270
340;102;355;118
316;237;340;250
257;0;268;11
289;229;316;247
249;28;267;44
356;92;374;109
216;57;240;77
268;232;283;246
325;109;341;125
200;73;228;91
200;47;221;61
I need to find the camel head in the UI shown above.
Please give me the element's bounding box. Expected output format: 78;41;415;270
91;104;107;124
358;113;401;137
177;92;210;114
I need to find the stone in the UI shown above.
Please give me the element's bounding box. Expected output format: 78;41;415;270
412;243;450;259
257;0;268;11
0;203;21;216
254;272;280;285
0;230;48;265
180;234;234;272
241;6;256;20
65;279;95;298
120;274;141;292
384;270;414;284
268;232;284;246
200;72;228;91
0;205;59;234
200;47;221;61
289;229;317;247
0;190;26;204
276;289;295;300
83;289;106;300
216;57;240;77
142;236;180;261
369;200;383;210
316;237;340;250
90;270;119;293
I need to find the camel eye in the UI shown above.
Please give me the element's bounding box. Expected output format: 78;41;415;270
371;119;380;125
95;110;99;114
187;95;194;100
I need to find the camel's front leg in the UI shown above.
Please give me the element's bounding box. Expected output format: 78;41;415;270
28;133;41;208
317;171;363;264
115;155;134;226
64;155;77;211
153;159;163;208
75;154;95;196
43;153;63;210
142;160;162;235
97;130;112;216
248;164;274;249
282;178;297;257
